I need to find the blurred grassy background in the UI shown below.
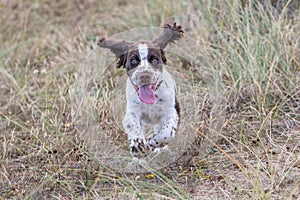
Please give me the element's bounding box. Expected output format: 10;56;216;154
0;0;299;199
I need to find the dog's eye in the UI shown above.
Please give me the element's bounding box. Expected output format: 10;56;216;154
130;57;139;66
150;56;159;64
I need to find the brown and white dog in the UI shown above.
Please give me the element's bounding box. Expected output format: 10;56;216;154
98;23;183;156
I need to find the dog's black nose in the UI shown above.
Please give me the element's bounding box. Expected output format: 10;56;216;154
139;72;152;84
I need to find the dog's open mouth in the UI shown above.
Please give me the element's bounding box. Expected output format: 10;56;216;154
136;83;156;104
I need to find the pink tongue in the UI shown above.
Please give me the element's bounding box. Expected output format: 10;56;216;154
138;85;155;104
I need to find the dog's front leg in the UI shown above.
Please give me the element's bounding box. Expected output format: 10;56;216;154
122;112;149;155
147;110;179;149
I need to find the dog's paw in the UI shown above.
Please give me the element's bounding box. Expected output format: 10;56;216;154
129;138;150;155
147;135;168;149
153;145;170;153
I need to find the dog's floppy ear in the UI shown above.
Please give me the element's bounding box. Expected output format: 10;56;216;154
160;49;167;64
152;22;184;50
116;54;127;68
97;38;133;68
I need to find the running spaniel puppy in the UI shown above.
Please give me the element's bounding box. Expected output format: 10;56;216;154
98;23;183;156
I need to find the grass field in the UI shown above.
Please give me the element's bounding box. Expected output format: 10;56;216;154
1;0;299;199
